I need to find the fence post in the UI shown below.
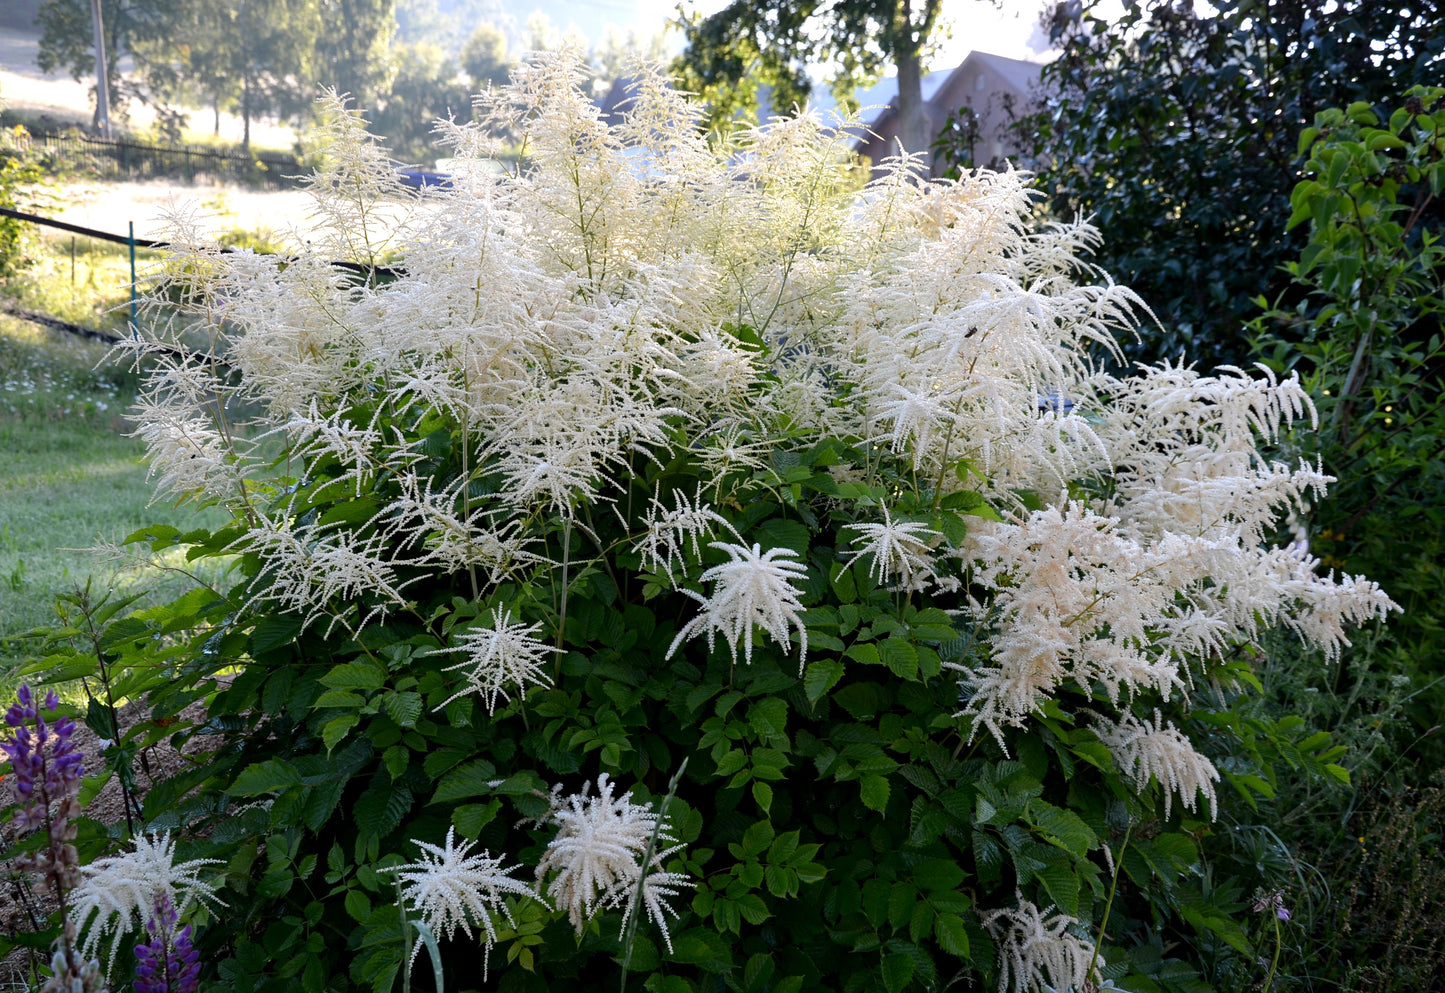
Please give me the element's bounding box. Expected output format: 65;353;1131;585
128;221;137;336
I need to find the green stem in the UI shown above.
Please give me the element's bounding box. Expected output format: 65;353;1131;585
1087;821;1132;989
1262;912;1283;993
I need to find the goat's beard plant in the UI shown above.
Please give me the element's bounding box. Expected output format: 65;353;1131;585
116;55;1394;993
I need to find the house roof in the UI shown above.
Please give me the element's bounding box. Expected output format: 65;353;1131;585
854;51;1046;122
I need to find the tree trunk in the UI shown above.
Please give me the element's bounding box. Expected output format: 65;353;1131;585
893;0;931;172
896;46;929;167
242;73;251;152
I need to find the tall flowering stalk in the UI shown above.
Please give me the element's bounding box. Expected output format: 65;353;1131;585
0;686;105;993
131;891;201;993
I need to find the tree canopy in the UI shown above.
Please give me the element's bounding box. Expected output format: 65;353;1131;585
1001;0;1445;365
675;0;945;155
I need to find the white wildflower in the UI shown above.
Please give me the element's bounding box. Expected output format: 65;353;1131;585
235;515;414;632
667;542;810;669
843;506;941;590
386;827;536;971
631;484;740;581
535;774;691;951
70;832;225;974
431;608;561;714
984;896;1100;993
129;396;237;503
1095;709;1220;820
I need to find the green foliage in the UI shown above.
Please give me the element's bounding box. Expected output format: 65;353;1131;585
39;457;1350;992
0;148;43;282
367;42;471;166
1253;86;1445;738
1001;0;1445;367
460;22;511;91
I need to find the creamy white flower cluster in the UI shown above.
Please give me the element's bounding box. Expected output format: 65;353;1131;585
984;896;1101;993
69;832;225;976
388;775;691;964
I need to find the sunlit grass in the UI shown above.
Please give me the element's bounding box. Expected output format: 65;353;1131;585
0;312;225;679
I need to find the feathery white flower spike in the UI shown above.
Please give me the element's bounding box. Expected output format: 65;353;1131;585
386;827;536;973
430;608;562;715
631;484;740;582
666;541;810;670
70;832;225;975
983;896;1100;993
1095;709;1220;820
843;506;942;590
535;774;692;951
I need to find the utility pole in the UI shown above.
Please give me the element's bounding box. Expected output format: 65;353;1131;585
90;0;111;138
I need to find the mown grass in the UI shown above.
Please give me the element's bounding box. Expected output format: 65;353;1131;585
0;307;224;680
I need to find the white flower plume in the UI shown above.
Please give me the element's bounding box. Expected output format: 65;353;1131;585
386;827;536;969
1095;709;1220;820
70;832;225;975
983;896;1100;993
631;484;740;581
431;607;562;714
843;506;941;590
667;542;810;669
535;773;691;951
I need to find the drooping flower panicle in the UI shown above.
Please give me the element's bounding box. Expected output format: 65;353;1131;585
667;542;810;669
535;774;692;952
386;827;536;972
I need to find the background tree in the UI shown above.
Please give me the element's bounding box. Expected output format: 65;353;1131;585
36;0;190;132
460;21;510;90
675;0;945;149
314;0;397;112
1000;0;1445;366
368;41;470;164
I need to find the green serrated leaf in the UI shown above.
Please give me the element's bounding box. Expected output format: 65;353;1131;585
381;691;422;728
803;659;845;703
433;759;499;803
934;913;970;956
861;774;890;812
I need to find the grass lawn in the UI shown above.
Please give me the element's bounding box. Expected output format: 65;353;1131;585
0;311;225;679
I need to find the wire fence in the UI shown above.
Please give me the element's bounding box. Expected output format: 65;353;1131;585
0;207;399;363
25;130;304;191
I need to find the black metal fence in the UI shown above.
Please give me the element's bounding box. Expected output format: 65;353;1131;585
27;130;304;190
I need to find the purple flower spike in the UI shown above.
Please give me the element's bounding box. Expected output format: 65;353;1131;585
133;891;201;993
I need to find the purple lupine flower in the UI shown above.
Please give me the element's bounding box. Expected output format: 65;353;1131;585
1252;889;1291;923
0;686;84;889
133;891;201;993
1;687;104;991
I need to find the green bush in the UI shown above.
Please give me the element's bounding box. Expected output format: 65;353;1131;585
12;59;1400;993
